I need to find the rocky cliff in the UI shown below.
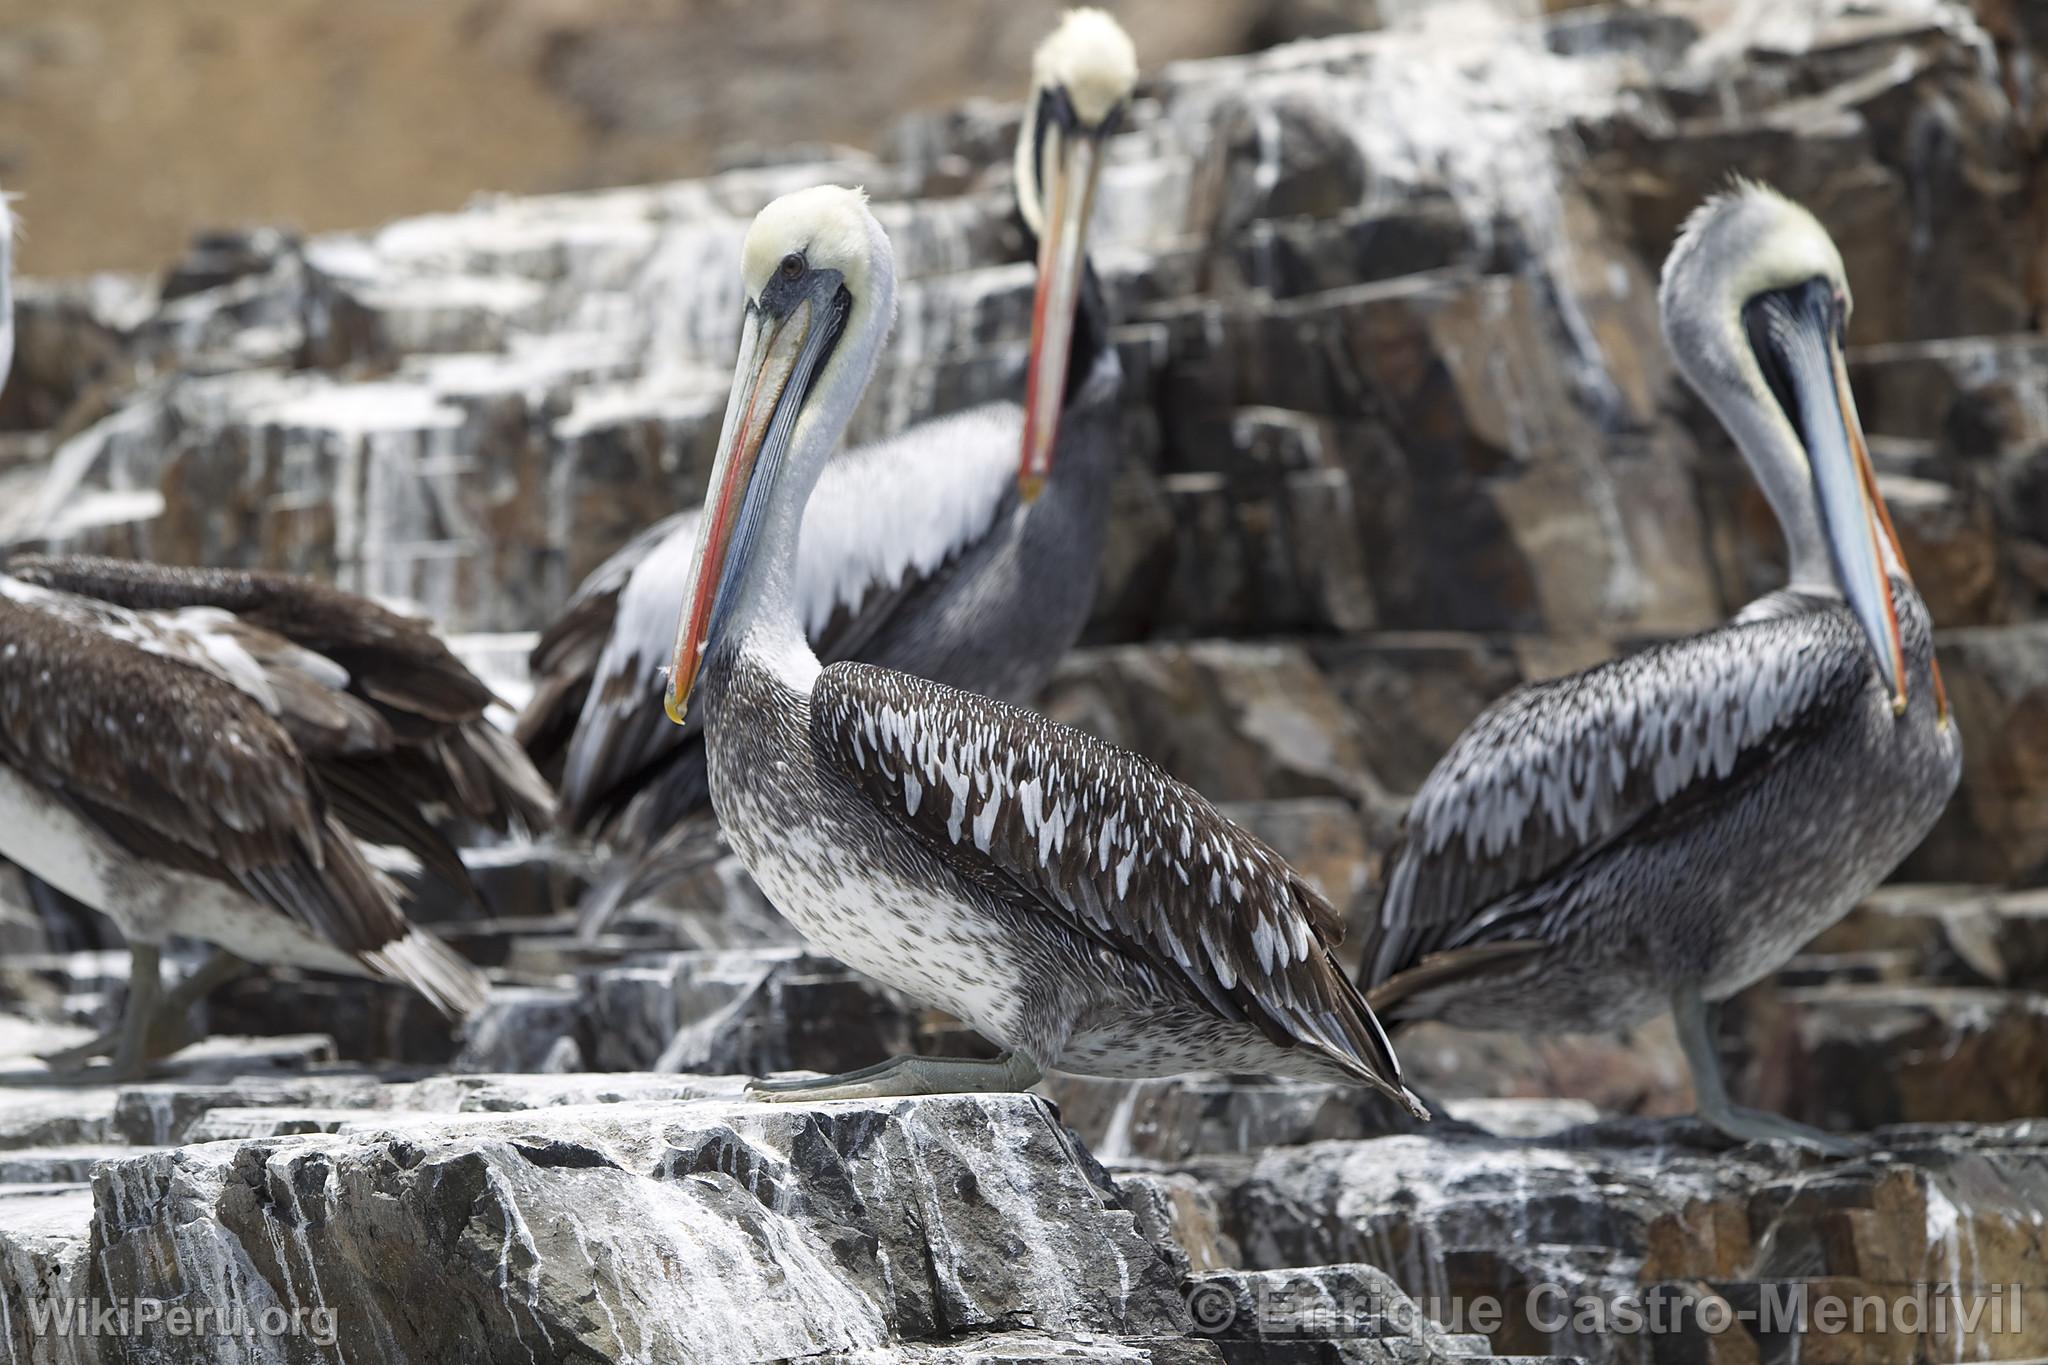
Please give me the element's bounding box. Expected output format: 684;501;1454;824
7;0;2048;882
3;2;2048;1363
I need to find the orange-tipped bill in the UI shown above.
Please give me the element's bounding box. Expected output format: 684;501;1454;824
1018;128;1103;501
1835;347;1945;721
665;291;829;724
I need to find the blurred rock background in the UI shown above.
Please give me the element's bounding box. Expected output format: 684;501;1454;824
4;2;2048;1362
0;0;1369;276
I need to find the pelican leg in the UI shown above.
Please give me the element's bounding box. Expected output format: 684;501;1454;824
156;950;251;1017
747;1050;1043;1102
107;944;163;1082
134;950;252;1059
38;948;247;1077
36;1029;120;1072
1672;987;1859;1157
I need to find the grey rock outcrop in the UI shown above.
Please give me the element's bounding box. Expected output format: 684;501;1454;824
3;4;2048;1365
0;1061;1583;1365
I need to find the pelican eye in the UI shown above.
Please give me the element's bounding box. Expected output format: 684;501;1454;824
779;252;806;282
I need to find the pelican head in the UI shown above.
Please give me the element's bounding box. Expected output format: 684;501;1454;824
1013;8;1136;499
1661;181;1912;713
666;186;897;723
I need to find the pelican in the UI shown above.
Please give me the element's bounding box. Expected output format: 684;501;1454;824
0;190;549;1079
0;551;561;1078
656;183;1420;1111
519;8;1135;934
1361;183;1960;1151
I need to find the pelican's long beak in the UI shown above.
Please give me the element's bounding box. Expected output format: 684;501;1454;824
1771;289;1910;712
666;280;847;724
1018;126;1106;501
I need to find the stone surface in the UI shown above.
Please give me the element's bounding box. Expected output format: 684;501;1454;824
1;1035;2042;1365
1040;642;1388;806
83;1093;1188;1362
1746;984;2048;1129
1906;625;2048;883
2;877;2047;1364
0;1055;1581;1365
2;4;2047;1364
1171;1122;2048;1365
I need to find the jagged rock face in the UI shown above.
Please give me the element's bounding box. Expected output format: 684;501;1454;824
6;1;2046;870
1040;643;1386;805
5;0;2039;640
3;5;2048;1365
82;1095;1189;1362
2;1052;2045;1365
1173;1122;2048;1365
6;885;2048;1364
1902;624;2048;883
0;1072;1568;1365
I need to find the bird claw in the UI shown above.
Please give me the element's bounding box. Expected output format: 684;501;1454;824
743;1052;1042;1102
1696;1105;1864;1158
36;1035;119;1073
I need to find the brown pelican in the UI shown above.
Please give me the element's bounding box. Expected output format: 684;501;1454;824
1361;184;1960;1152
0;194;548;1077
518;8;1135;934
659;184;1420;1110
0;553;557;1078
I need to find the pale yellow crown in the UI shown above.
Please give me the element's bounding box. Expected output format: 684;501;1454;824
1033;8;1138;125
740;185;878;304
1664;177;1850;318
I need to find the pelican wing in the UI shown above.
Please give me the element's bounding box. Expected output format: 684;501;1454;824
541;403;1021;835
812;663;1409;1094
0;594;475;1000
1363;596;1868;998
4;554;552;882
517;509;696;786
792;404;1020;656
5;554;496;720
549;518;706;829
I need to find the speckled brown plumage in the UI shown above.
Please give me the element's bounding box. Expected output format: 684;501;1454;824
7;553;499;725
814;663;1403;1089
0;590;448;972
0;555;555;1015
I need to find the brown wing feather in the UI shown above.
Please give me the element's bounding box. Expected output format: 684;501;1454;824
812;664;1411;1101
0;597;419;958
5;553;495;721
7;553;553;838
